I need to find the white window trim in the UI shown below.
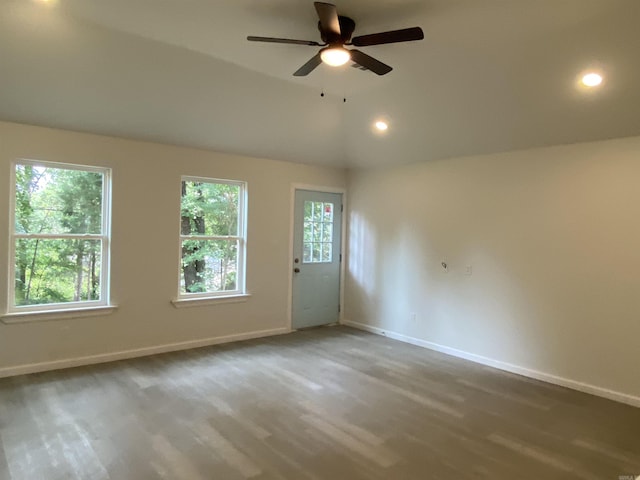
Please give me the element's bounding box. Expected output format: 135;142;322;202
7;159;112;316
171;293;251;308
176;176;247;301
1;305;117;324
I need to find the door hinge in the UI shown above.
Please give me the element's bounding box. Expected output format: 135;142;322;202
338;305;341;313
341;204;344;212
339;253;342;262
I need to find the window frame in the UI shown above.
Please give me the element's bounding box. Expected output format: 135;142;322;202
177;175;247;301
302;200;335;264
7;159;112;314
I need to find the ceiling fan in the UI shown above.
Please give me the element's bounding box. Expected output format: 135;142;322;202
247;2;424;76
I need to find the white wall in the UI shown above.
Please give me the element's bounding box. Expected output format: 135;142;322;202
345;136;640;402
0;121;346;372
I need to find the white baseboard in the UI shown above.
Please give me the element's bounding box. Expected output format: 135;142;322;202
342;319;640;409
0;327;290;379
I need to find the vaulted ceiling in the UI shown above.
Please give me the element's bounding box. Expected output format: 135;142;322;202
1;0;639;167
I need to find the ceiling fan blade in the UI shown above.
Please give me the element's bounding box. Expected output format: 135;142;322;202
293;53;323;76
247;36;320;46
351;27;424;47
314;2;341;38
350;49;392;75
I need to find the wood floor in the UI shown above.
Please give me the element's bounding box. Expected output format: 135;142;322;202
0;326;638;480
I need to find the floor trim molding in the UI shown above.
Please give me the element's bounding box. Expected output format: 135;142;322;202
0;327;290;379
342;320;640;409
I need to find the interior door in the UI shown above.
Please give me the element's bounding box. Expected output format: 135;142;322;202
292;190;342;329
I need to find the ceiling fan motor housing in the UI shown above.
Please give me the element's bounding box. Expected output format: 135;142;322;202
318;16;356;44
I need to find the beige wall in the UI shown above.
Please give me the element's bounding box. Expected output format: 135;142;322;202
0;121;346;370
345;136;640;401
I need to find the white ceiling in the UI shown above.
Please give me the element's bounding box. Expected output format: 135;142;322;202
1;0;639;167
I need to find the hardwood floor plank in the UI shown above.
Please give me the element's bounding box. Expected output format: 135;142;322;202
0;326;639;480
0;434;10;480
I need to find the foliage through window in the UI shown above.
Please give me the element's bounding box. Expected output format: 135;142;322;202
179;177;246;297
303;201;333;263
10;161;111;311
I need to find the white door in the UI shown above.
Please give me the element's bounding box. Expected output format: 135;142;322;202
292;190;342;329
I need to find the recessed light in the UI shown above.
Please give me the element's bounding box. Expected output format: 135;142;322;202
375;120;388;131
581;72;603;87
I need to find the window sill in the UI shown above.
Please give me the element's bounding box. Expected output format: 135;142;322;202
1;305;118;324
171;294;251;309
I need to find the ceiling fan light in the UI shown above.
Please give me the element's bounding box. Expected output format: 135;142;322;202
581;72;603;87
320;47;351;67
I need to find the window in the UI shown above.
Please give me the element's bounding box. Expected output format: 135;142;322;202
179;177;246;299
303;200;334;263
9;160;111;312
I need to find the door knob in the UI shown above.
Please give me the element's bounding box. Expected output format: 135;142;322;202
294;268;300;273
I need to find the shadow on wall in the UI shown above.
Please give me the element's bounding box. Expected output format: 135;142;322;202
344;162;577;376
348;211;377;298
346;211;378;324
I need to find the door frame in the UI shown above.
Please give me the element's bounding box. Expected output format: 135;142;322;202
288;183;347;331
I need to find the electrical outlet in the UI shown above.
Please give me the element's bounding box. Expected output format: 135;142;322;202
410;312;417;322
465;265;472;275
